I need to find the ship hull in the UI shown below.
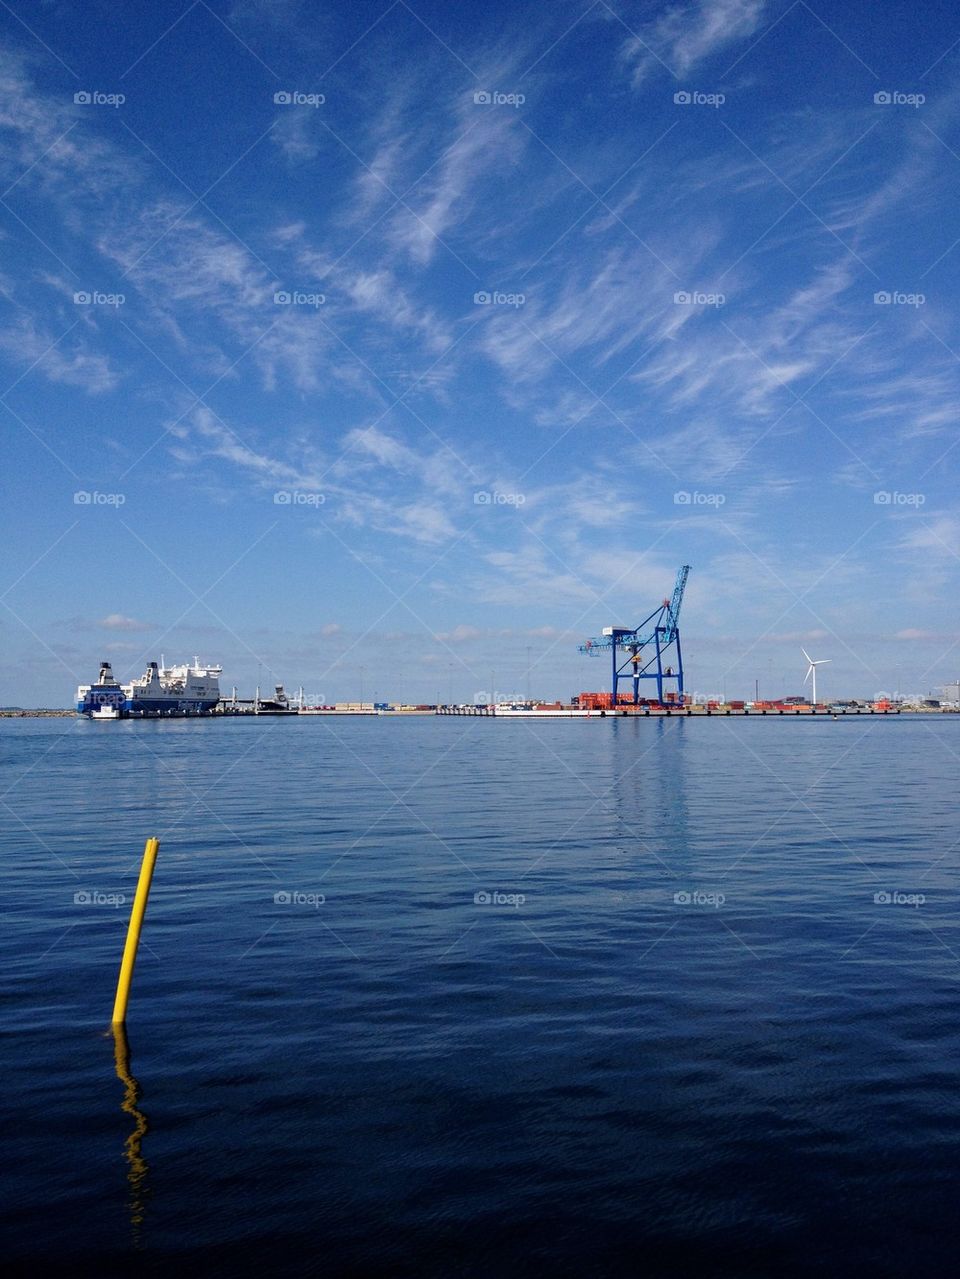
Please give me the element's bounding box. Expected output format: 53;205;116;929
125;697;219;714
76;686;127;715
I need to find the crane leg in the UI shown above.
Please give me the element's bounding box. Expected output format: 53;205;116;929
675;632;684;699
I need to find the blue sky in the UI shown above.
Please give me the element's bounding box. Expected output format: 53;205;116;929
2;0;960;706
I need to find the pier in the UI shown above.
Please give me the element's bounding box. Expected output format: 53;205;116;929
436;705;496;716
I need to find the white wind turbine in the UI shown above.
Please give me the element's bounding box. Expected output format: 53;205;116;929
802;648;831;706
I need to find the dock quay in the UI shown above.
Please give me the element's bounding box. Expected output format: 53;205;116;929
436;705;909;718
437;705;497;716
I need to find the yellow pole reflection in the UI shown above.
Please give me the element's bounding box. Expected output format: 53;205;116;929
111;1023;150;1245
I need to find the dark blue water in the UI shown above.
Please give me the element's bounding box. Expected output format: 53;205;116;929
2;715;959;1276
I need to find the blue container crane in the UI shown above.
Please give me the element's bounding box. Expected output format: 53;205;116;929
579;565;691;706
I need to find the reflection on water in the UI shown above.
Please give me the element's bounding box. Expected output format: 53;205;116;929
111;1025;149;1246
609;718;691;866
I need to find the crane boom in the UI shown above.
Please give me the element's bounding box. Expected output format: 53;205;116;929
663;565;690;643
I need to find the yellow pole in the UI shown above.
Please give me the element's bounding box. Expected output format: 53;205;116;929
112;838;160;1024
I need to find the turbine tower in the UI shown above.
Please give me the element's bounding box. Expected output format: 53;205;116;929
802;648;830;706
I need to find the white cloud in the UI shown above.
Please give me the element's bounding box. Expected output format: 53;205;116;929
621;0;767;84
434;624;483;643
98;614;152;631
900;515;960;561
0;315;119;393
338;267;451;354
271;108;322;162
388;103;527;266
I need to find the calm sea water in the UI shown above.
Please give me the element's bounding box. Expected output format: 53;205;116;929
2;714;959;1276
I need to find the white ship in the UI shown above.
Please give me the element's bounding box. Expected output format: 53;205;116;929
125;658;222;715
76;657;222;716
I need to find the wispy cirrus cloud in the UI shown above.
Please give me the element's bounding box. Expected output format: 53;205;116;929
620;0;768;84
0;314;119;392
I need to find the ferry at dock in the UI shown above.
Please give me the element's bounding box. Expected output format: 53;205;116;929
77;658;222;717
75;661;127;716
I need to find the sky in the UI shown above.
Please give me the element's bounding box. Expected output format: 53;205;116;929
2;0;960;707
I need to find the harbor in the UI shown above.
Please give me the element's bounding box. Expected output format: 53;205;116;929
70;567;956;721
70;656;949;720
